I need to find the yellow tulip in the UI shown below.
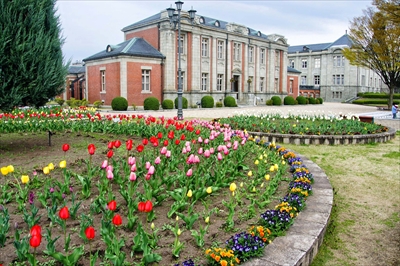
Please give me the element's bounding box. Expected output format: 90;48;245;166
7;165;14;173
206;187;212;194
176;216;179;221
260;182;264;188
187;189;193;198
205;217;210;224
59;160;67;168
247;171;253;177
259;155;263;160
151;223;155;229
254;160;259;165
177;229;181;236
252;187;256;192
229;183;237;192
270;166;275;172
43;166;50;175
1;167;9;176
48;163;54;171
265;174;270;181
282;161;286;165
21;175;29;184
274;164;279;170
240;182;243;188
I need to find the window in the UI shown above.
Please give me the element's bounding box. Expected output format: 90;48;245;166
249;46;254;63
201;38;209;57
332;91;343;99
333;74;344;85
142;70;150;91
301;59;307;68
260;49;265;64
259;77;264;92
333;55;344;67
177;71;185;91
361;75;366;86
234;43;241;61
314;75;320;85
100;70;106;92
289;59;294;68
177;35;184;54
217;74;223;91
201;73;208;91
217;40;224;59
301;76;307;85
289;80;293;94
314;58;320;68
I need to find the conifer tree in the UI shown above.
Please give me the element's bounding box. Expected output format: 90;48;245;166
0;0;68;111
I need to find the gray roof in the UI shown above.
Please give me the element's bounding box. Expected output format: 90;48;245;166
122;11;277;42
83;38;165;62
287;66;301;73
68;65;85;74
288;34;352;54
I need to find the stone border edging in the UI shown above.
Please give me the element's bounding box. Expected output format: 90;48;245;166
248;127;396;145
242;154;333;266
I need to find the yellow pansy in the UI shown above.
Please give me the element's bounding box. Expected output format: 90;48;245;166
21;175;29;184
59;160;67;168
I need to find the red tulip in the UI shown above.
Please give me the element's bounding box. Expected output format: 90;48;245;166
112;214;122;226
195;129;201;135
168;130;175;140
59;206;70;220
180;134;186;141
108;141;114;149
114;140;121;148
136;145;144;153
175;139;180;145
30;234;42;248
126;139;133;151
142;138;149;145
30;224;41;237
138;202;145;212
107;150;114;158
144;200;153;212
85;226;95;240
88;144;96;155
107;200;117;211
163;140;169;146
157;132;163;139
62;143;70;152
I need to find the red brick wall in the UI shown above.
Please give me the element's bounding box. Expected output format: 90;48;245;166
126;62;163;106
125;27;159;50
86;62;121;105
287;75;299;98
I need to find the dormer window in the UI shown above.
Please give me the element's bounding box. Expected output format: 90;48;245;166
257;31;261;37
106;45;112;53
199;17;204;24
303;46;310;52
214;20;220;27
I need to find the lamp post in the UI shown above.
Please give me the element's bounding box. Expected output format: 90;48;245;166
167;1;196;120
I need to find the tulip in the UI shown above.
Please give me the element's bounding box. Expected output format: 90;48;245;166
128;156;135;166
151;223;155;229
48;163;54;171
131;164;137;172
274;164;279;170
114;140;121;148
204;150;211;158
198;137;203;143
88;144;96;155
177;229;182;236
175;139;180;145
30;234;42;248
186;168;193;177
21;175;29;184
106;165;113;172
1;166;8;176
108;141;114;149
198;147;203;155
154;157;161;165
43;166;50;175
270;166;275;172
163;140;169;146
107;200;117;211
144;200;153;212
59;160;67;168
142;138;148;145
7;165;14;173
62;143;70;152
59;206;70;220
166;150;171;158
205;217;210;224
148;165;155;175
265;174;270;181
254;160;259;165
145;161;151;170
106;170;114;180
85;226;95;240
157;132;163;139
240;182;243;188
187;189;193;198
101;160;108;169
229;183;237;192
206;187;212;194
193;155;200;163
282;161;286;165
248;171;253;177
126;139;133;151
107;150;114;158
195;129;201;135
137;145;144;153
210;147;215;154
217;153;223;161
112;214;122;226
129;172;137;181
30;224;41;237
160;147;167;155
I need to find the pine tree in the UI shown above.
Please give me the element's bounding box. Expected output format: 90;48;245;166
0;0;68;111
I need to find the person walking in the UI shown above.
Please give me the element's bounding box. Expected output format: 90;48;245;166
392;103;398;119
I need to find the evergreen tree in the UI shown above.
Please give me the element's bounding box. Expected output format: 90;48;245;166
0;0;68;111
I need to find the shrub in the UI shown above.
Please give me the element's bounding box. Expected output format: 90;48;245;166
111;96;128;111
216;101;223;108
271;96;282;106
317;97;323;104
174;97;188;109
266;99;273;106
54;97;65;106
201;96;214;108
283;96;296;105
296;96;307;105
144;97;160;110
315;99;320;104
223;96;237;107
66;97;75;107
308;97;317;104
93;100;102;108
161;99;174;110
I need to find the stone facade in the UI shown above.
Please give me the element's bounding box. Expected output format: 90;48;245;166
288;35;385;102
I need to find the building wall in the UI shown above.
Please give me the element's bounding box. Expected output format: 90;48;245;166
125;26;160;50
287;74;299;99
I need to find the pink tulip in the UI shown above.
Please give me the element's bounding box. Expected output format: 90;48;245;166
187;154;194;164
160;147;167;155
194;155;200;163
217;153;223;161
182;147;187;154
148;165;155;175
145;174;151;180
185;141;191;147
130;164;137;172
204;150;211;158
217;145;223;152
106;165;113;172
226;142;232;148
107;170;114;180
204;139;209;144
198;137;203;143
128;156;136;166
233;141;239;150
186;168;193;177
101;160;108;169
210;135;215;140
186;145;191;152
210;147;215;154
166;150;171;158
145;161;151;170
198;147;203;155
129;172;137;181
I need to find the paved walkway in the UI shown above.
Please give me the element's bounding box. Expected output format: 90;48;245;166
101;103;400;131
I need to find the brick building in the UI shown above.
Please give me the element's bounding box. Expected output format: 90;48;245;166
64;62;85;101
83;8;291;106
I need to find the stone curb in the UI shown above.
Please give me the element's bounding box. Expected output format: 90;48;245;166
242;154;333;266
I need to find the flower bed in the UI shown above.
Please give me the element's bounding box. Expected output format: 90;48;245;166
0;107;318;265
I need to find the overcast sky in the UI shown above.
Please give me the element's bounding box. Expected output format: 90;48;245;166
56;0;372;63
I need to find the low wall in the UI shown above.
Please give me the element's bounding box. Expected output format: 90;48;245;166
249;127;396;145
